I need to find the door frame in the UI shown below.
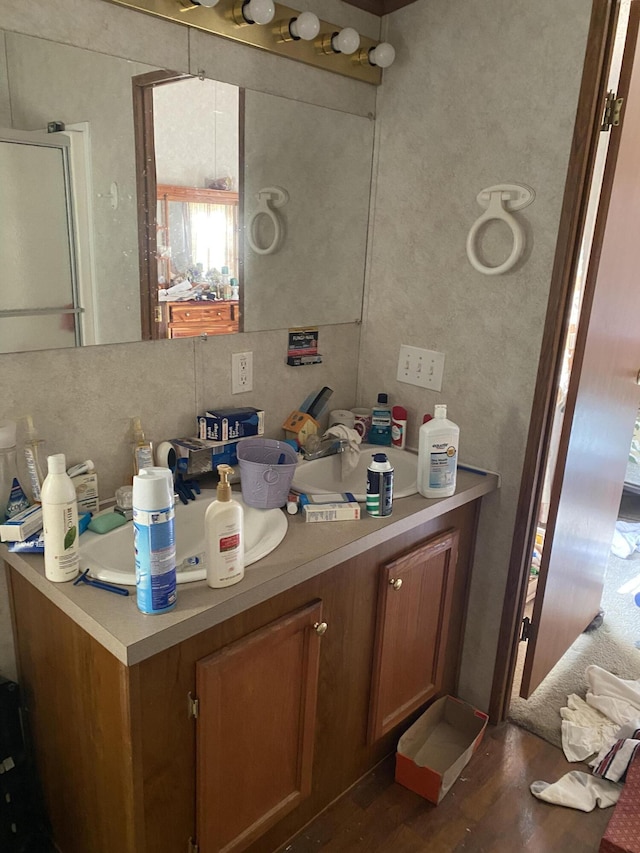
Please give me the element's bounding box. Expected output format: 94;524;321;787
488;0;622;722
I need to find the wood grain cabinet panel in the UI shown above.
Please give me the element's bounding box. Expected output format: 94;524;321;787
368;529;459;743
165;300;239;337
196;601;323;853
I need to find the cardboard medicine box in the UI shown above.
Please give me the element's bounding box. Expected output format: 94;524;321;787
198;408;264;442
395;695;488;804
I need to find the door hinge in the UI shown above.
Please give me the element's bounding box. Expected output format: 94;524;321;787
601;90;624;131
188;838;199;853
154;305;163;323
520;616;533;642
187;692;199;719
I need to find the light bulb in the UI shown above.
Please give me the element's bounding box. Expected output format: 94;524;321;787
242;0;275;25
368;42;396;68
289;11;320;41
331;27;360;55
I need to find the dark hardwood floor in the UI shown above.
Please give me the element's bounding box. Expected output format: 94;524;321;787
279;723;612;853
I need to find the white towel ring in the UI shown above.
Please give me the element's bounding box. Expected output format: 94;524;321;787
247;186;289;256
466;183;535;276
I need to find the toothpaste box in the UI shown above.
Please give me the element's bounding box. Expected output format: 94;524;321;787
198;408;265;442
0;504;43;542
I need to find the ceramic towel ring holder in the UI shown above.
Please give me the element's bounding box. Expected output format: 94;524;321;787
247;186;289;255
466;183;535;275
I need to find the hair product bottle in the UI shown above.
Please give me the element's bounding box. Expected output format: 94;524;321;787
205;464;244;588
41;453;80;583
417;405;459;498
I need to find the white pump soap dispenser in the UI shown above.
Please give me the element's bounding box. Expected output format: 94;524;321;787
205;464;244;588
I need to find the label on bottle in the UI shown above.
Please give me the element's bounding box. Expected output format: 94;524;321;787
428;443;457;488
42;500;79;581
6;478;30;518
135;445;154;473
213;522;243;580
24;447;42;501
134;505;176;613
366;467;394;517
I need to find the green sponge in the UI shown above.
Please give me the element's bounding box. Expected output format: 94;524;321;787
88;512;128;534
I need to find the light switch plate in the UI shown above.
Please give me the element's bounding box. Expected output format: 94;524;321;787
397;345;445;391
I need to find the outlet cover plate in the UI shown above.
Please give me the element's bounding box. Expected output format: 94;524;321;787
397;345;445;391
232;351;253;394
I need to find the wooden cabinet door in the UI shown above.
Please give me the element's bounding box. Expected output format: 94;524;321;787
195;600;324;853
368;529;459;743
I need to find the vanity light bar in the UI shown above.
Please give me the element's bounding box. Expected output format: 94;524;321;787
102;0;389;84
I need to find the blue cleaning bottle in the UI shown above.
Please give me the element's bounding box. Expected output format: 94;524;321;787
368;393;392;446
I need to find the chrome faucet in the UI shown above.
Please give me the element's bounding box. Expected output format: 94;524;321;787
301;436;348;461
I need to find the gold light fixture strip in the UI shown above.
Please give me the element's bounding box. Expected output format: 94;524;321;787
104;0;384;84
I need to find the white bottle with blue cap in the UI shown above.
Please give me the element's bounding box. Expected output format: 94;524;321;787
133;467;176;614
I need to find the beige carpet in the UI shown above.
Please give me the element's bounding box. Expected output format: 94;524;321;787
509;548;640;749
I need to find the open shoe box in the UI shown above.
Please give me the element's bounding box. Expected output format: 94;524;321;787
395;695;488;804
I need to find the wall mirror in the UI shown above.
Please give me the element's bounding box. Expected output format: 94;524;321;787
0;29;375;354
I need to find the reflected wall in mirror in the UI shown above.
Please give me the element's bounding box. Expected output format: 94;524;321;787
0;28;375;354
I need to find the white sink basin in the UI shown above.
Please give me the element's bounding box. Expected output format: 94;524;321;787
291;444;418;501
80;490;287;586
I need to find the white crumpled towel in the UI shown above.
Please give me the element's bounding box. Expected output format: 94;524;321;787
323;425;361;477
584;665;640;727
530;771;621;811
561;694;619;762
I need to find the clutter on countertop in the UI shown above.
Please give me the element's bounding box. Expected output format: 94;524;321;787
392;406;408;450
205;464;244;589
198;407;264;442
237;438;298;509
369;393;392;446
132;417;154;476
73;569;130;597
0;420;30;521
367;452;394;517
41;453;80;584
323;423;362;477
283;386;333;447
417;404;459;499
88;511;128;535
22;414;46;502
133;467;176;615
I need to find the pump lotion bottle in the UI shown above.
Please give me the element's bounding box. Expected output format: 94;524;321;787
205;464;244;588
41;453;80;582
417;405;460;498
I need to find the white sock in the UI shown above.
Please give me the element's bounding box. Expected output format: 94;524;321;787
530;771;621;811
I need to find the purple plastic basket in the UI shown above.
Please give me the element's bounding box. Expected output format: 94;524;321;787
236;438;298;509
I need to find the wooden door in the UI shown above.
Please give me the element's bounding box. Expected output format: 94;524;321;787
368;529;458;743
195;600;323;853
521;2;640;696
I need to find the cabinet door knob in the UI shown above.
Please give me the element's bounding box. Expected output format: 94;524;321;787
390;578;403;590
313;621;328;636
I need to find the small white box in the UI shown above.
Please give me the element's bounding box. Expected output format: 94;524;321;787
0;504;43;542
73;472;99;514
303;503;361;523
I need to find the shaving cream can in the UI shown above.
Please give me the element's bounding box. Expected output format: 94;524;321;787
366;453;394;517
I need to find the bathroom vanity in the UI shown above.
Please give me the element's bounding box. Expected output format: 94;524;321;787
2;469;498;853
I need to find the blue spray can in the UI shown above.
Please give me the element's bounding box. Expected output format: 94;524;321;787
133;467;176;614
366;453;394;517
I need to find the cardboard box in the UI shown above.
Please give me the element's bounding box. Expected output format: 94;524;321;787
72;472;99;514
0;505;43;542
395;695;488;804
198;408;264;442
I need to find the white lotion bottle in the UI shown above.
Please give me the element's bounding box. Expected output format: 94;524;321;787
205;464;244;588
41;453;80;582
417;405;460;499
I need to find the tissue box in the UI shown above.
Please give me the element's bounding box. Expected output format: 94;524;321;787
198;408;264;442
395;695;488;804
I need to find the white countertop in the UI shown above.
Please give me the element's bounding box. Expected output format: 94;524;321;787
2;469;498;667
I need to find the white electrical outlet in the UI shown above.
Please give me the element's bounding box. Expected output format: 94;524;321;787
397;345;445;391
232;351;253;393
